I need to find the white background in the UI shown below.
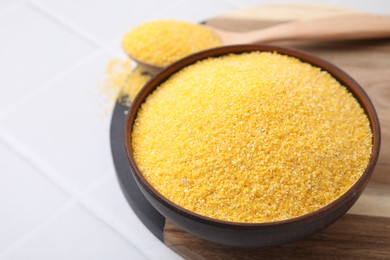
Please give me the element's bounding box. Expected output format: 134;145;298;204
0;0;389;259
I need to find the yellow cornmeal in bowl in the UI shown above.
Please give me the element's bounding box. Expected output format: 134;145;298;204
122;20;221;67
131;51;373;223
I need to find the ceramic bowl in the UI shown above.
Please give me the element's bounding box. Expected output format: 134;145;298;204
124;45;380;247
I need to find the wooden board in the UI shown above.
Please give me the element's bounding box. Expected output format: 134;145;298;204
162;4;390;259
165;215;390;259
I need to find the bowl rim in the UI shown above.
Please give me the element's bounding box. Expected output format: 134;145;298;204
124;44;381;229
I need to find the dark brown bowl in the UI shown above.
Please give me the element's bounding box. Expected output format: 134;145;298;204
124;45;381;247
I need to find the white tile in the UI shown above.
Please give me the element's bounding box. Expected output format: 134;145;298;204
2;204;148;260
85;172;181;260
0;0;20;10
0;52;114;190
0;3;97;112
0;141;68;253
31;0;184;46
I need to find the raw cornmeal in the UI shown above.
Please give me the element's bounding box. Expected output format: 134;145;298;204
132;51;372;223
122;20;221;67
101;58;151;105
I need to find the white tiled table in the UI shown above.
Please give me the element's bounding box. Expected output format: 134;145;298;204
0;0;388;259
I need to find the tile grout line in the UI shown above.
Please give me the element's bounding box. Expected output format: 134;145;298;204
76;173;153;259
0;125;109;201
0;125;120;201
80;183;160;260
79;171;178;260
0;170;114;259
0;0;143;255
0;0;150;252
0;129;152;259
3;0;234;259
74;171;153;259
0;171;151;260
1;1;232;258
0;0;127;118
0;48;110;118
26;0;122;57
80;199;152;260
0;200;75;259
0;130;78;197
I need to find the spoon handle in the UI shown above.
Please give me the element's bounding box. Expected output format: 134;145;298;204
222;14;390;44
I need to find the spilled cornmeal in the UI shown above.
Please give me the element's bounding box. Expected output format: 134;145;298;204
101;58;151;106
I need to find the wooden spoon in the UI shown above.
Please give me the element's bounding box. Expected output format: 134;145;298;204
131;13;390;75
212;13;390;44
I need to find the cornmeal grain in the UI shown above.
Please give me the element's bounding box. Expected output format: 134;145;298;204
132;51;372;223
122;20;221;67
102;58;151;105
